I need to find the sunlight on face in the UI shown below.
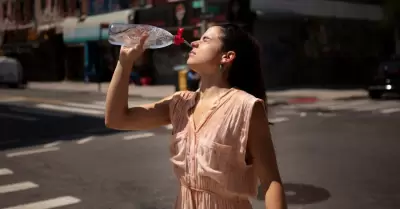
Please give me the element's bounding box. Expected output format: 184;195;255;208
187;26;224;74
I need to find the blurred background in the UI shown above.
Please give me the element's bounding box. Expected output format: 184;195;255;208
0;0;399;209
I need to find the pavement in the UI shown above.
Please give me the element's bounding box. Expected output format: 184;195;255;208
0;88;400;209
27;81;369;105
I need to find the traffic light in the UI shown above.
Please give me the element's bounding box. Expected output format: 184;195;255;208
227;0;256;34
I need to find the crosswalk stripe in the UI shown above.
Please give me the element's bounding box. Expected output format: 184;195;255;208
35;104;104;115
43;141;61;148
0;168;13;176
381;108;400;114
0;182;38;194
287;99;400;114
295;101;340;109
76;136;95;144
327;100;370;110
123;132;155;140
64;102;104;110
2;196;81;209
269;117;289;123
6;147;60;158
164;124;173;130
356;101;400;111
0;97;26;103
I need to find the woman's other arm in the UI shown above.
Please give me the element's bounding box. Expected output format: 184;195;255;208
248;101;287;209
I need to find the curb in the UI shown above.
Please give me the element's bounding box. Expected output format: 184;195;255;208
27;87;367;105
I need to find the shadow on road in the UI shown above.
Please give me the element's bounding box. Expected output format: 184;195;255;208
0;103;124;151
257;183;331;205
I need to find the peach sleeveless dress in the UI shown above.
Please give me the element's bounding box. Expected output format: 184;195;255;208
169;88;262;209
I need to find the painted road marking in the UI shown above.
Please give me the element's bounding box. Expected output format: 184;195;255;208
64;102;104;110
43;141;61;148
2;196;81;209
356;101;399;111
381;108;400;114
0;182;38;194
164;124;173;130
269;117;289;124
0;113;37;121
0;97;26;103
317;112;337;117
76;136;94;144
6;147;60;158
123;132;155;140
35;104;103;115
0;168;13;176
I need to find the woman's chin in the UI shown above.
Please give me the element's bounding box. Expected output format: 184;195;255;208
186;58;196;66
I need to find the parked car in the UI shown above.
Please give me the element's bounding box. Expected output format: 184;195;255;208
368;60;400;99
0;56;27;88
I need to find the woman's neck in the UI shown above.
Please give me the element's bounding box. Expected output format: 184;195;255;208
198;75;231;100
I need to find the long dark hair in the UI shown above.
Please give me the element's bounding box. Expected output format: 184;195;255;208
219;23;267;103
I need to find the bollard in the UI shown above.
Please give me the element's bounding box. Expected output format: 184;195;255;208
178;69;188;91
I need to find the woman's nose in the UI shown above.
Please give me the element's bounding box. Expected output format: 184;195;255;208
191;41;199;48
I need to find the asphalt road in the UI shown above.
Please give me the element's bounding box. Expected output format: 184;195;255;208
0;88;400;209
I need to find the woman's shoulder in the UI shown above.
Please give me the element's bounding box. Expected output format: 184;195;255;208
231;89;263;104
172;90;197;101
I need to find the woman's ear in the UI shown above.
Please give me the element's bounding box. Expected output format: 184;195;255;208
221;51;236;65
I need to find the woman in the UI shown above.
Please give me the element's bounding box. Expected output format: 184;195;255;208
105;24;286;209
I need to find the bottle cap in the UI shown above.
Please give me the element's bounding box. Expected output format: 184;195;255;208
173;28;184;45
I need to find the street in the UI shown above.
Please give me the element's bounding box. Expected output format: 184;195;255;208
0;88;400;209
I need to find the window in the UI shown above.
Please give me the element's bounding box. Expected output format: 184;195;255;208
2;3;6;19
41;0;46;11
24;0;34;22
16;0;23;23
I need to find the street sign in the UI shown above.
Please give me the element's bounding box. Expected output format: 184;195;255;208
207;6;219;14
192;0;203;9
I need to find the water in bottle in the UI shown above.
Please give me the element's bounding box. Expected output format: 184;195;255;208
108;23;191;49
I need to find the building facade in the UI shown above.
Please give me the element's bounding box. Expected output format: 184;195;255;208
0;0;390;87
251;0;387;88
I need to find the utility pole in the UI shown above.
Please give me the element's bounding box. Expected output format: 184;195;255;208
200;0;207;35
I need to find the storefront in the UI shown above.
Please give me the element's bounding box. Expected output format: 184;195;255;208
61;9;134;81
1;27;42;81
251;0;385;88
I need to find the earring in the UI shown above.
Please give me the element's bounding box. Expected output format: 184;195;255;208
219;64;224;73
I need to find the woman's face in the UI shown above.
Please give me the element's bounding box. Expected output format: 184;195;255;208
187;26;224;74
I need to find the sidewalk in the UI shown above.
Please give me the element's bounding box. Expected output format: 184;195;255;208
27;81;175;99
27;81;368;105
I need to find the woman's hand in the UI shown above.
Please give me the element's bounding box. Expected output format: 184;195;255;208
118;33;149;70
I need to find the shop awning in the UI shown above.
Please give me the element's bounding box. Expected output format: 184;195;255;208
62;9;134;43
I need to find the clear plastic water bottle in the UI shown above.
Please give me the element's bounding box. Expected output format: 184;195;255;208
108;23;191;49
